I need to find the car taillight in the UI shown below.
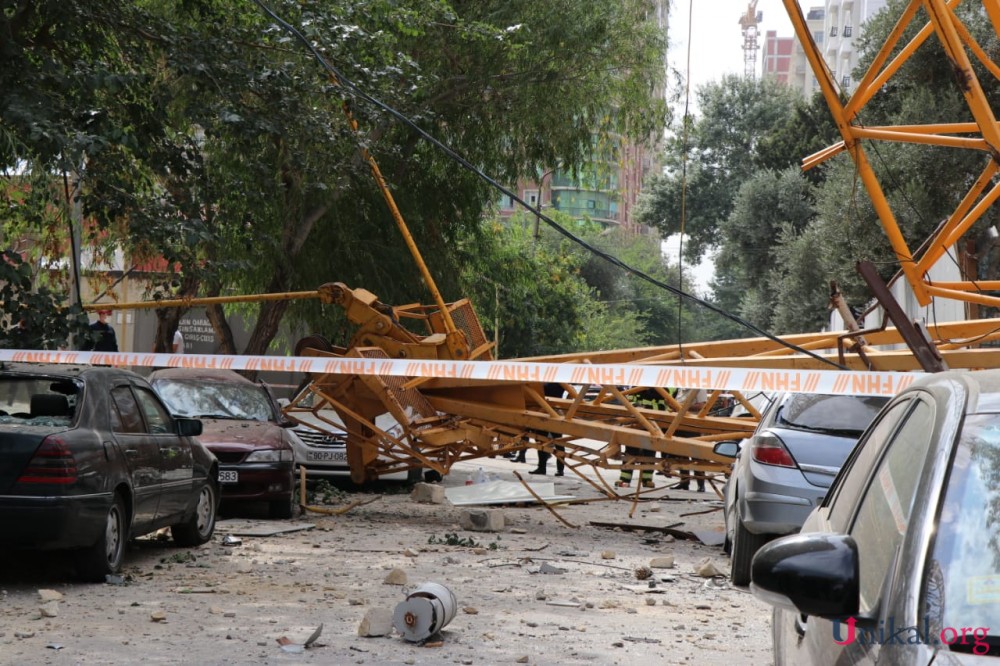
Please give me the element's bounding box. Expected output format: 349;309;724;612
751;433;797;468
17;436;78;484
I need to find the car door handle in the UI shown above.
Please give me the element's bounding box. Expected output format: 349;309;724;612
125;449;139;457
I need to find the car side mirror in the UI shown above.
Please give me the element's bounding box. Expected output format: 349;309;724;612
175;417;203;437
713;440;741;458
751;532;859;619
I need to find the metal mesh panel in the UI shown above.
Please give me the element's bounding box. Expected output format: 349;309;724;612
357;348;437;420
449;300;492;360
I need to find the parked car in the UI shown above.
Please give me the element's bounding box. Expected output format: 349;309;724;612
724;391;889;585
149;369;297;518
284;392;421;483
0;363;218;581
752;369;1000;662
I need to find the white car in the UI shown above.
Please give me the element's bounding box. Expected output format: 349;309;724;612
284;401;420;483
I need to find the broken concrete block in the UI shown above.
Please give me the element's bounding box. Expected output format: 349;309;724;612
39;603;58;618
649;555;674;569
410;483;447;504
459;509;504;532
357;607;394;637
37;589;63;603
694;557;723;577
383;568;408;585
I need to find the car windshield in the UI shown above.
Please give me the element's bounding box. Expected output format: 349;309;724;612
0;376;79;426
775;394;888;433
923;413;1000;654
155;379;273;421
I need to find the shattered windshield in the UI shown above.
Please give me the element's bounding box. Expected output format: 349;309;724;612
0;376;80;427
154;379;274;421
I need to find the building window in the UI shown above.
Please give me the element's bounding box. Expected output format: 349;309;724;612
500;194;515;210
830;26;838;37
524;189;539;207
843;25;852;37
586;200;596;209
842;75;852;88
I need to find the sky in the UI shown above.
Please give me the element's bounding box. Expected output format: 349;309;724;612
660;1;796;293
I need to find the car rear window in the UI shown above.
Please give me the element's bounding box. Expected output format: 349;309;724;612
0;376;80;426
776;394;889;434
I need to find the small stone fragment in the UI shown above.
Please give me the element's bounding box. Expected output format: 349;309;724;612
37;589;63;603
460;509;504;532
600;550;616;560
694;557;723;577
39;603;58;618
645;597;657;606
403;548;419;557
649;555;675;569
357;608;394;637
150;611;167;622
383;568;408;585
15;630;35;639
462;606;478;614
410;483;446;504
516;657;530;664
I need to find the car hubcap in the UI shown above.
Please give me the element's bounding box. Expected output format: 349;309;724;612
106;505;122;563
196;487;213;535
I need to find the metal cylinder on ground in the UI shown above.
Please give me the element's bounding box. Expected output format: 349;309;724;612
392;582;457;642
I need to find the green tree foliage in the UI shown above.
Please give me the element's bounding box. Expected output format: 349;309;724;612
0;251;90;349
634;75;802;263
2;0;669;355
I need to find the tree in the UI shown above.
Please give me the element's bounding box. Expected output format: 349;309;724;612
634;75;801;263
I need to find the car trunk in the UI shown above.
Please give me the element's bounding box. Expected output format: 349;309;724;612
776;428;859;488
0;427;66;492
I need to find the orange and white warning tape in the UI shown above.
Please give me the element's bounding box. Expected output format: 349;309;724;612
0;349;923;397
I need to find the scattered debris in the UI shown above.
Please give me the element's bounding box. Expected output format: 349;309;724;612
358;608;394;637
459;508;505;532
462;606;478;614
411;483;447;504
546;599;582;608
623;636;662;644
694;558;723;577
46;643;63;650
649;555;675;569
600;550;616;559
589;521;699;542
39;602;58;618
150;611;167;622
221;535;242;547
393;582;458;643
215;519;316;537
634;566;653;580
538;562;566;575
104;574;127;586
445;479;571;506
384;568;408;585
37;589;63;602
278;624;323;652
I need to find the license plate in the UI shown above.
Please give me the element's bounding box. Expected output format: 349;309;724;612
219;470;239;483
306;450;346;462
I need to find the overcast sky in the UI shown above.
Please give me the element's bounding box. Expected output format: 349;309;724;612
661;1;798;293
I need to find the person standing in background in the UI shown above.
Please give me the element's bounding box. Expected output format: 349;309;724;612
81;309;119;352
172;329;185;354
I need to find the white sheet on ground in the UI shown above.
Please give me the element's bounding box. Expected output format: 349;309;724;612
445;479;575;506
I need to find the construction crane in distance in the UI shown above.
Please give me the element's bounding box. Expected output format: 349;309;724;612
739;0;762;79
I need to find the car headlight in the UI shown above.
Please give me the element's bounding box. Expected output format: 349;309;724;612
245;449;294;463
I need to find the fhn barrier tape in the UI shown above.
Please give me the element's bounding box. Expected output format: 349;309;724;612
0;349;925;397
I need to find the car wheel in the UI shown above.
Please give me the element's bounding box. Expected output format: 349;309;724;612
423;469;443;483
171;482;218;547
77;494;127;582
730;517;771;586
269;493;295;520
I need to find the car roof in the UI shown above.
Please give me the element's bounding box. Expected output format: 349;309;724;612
148;367;253;385
0;362;139;382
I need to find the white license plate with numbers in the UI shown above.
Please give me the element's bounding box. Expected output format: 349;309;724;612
306;450;346;462
219;470;239;483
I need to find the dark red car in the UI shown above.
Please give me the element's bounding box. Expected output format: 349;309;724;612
149;368;296;518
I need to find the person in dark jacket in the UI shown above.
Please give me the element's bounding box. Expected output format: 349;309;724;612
529;382;566;476
81;309;119;352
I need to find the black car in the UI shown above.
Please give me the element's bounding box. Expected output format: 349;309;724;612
149;368;296;518
0;363;219;581
751;370;1000;663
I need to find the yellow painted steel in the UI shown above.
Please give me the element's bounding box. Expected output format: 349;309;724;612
785;0;1000;310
